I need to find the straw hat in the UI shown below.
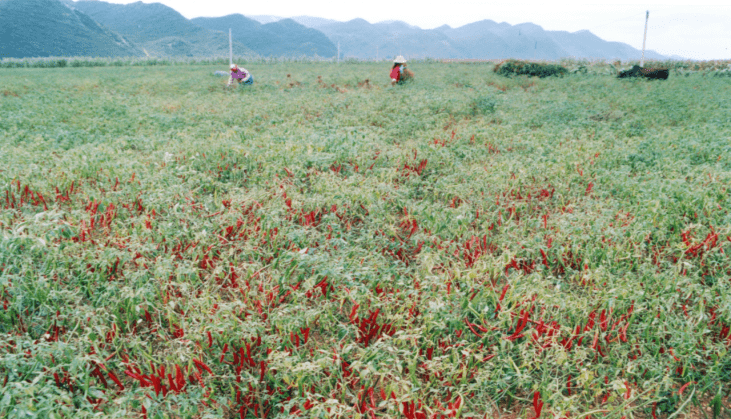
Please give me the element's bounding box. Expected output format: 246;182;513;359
230;63;238;70
393;55;406;64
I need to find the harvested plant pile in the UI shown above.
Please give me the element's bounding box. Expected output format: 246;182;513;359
617;65;670;80
494;60;568;78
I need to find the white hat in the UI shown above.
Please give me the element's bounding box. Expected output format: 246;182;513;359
394;55;406;64
230;63;237;70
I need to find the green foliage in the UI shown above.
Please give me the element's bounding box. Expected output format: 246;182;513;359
0;61;730;418
0;55;265;69
494;59;569;78
469;95;497;115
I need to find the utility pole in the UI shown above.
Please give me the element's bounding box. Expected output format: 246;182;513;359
337;41;340;63
229;28;232;66
376;46;379;61
640;11;649;67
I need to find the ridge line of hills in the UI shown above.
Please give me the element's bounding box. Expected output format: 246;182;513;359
0;0;669;60
0;0;144;59
250;15;669;61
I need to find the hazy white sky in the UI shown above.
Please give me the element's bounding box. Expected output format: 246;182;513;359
85;0;731;60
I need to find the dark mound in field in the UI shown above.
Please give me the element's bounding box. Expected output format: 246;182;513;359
494;60;568;78
618;65;669;80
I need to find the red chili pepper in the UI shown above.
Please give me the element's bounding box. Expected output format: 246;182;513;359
530;391;543;419
602;376;610;404
464;319;482;338
678;381;695;395
540;249;549;266
167;373;177;393
193;359;213;375
349;304;359;322
513;310;529;335
123;370;143;382
597;345;606;357
600;309;608;331
108;371;124;390
499;284;509;301
175;364;185;390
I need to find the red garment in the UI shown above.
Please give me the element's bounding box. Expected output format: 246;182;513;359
390;67;400;81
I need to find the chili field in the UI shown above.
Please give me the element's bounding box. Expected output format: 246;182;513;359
1;61;731;418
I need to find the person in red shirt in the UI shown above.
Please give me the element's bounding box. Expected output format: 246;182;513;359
390;55;413;86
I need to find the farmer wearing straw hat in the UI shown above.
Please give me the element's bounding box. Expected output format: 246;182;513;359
227;64;253;87
390;55;413;86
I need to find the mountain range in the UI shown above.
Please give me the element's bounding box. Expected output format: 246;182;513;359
0;0;143;58
251;15;667;61
191;15;336;58
0;0;335;59
60;0;255;57
0;0;669;61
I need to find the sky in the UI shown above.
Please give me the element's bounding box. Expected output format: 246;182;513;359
79;0;731;60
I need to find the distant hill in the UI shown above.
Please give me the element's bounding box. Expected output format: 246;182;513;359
306;18;463;60
276;16;668;61
2;0;670;61
65;0;255;57
191;15;336;57
0;0;143;59
436;20;667;61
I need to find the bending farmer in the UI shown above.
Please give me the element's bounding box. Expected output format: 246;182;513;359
228;64;253;87
390;55;413;86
